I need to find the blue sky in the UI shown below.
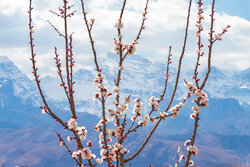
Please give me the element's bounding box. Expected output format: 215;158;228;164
0;0;249;78
215;0;250;20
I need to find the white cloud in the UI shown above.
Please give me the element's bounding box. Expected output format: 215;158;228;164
0;0;28;15
213;52;250;71
89;0;120;9
0;0;249;78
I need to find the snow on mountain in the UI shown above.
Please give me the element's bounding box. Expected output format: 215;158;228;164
0;55;250;166
33;52;250;136
0;56;40;106
1;53;249;110
1;54;249;130
39;52;250;109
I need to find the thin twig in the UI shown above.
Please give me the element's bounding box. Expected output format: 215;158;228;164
185;1;215;166
55;131;81;166
124;0;193;163
200;0;215;90
80;0;100;71
47;20;65;37
28;0;67;129
54;47;70;102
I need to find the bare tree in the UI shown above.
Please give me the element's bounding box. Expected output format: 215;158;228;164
28;0;229;166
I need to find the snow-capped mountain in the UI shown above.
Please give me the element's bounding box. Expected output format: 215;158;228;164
0;56;41;106
24;52;250;136
0;55;249;167
40;52;250;109
1;53;249;135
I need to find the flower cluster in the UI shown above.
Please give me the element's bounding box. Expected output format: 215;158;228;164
99;148;108;161
150;95;188;122
214;22;230;42
113;39;137;56
72;147;96;160
173;139;196;166
126;42;137;55
148;96;159;108
93;70;112;100
93;70;104;89
214;33;222;41
183;139;198;157
67;118;88;142
65;118;94;162
77;126;88;141
67;118;78;130
166;95;188;119
177;145;185;164
185;81;209;119
169;102;184;119
94;119;108;132
113;40;126;55
108;103;128;120
110;144;129;162
108;126;124;140
96;143;129;165
82;147;96;159
186;145;198;156
95;120;129;164
131;98;143;121
178;151;185;163
109;96;130;123
195;1;205;56
138;115;150;126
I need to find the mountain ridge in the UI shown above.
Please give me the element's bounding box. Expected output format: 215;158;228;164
0;54;249;166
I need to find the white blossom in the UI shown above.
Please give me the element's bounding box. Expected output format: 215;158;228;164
67;118;78;130
215;33;222;41
82;147;95;160
42;109;46;114
96;158;103;164
72;151;78;159
100;149;108;159
120;148;130;154
67;136;72;142
119;65;124;71
125;96;131;104
185;81;209;119
126;44;136;55
138;115;150;126
170;104;180;119
189;160;194;166
186;145;198;156
113;86;120;95
148;96;159;108
60;141;64;146
184;139;191;146
178;151;184;163
114;21;124;29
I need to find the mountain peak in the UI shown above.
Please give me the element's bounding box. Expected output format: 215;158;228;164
0;56;40;104
210;66;223;73
0;56;11;63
